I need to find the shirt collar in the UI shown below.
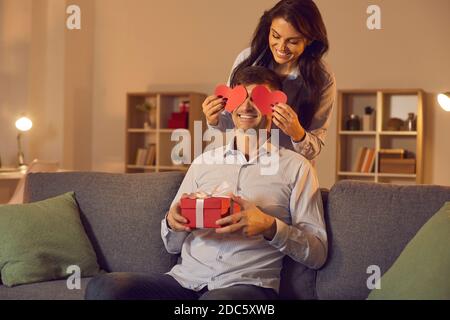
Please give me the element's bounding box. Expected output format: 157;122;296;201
223;134;279;163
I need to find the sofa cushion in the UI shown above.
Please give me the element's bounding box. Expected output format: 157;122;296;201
24;172;184;274
0;278;91;300
367;202;450;300
279;257;316;300
316;181;450;300
0;192;100;287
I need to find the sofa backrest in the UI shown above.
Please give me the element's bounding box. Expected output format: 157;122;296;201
317;180;450;300
24;171;328;299
24;172;184;274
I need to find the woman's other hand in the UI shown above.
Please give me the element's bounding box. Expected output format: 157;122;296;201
272;103;306;142
202;95;226;126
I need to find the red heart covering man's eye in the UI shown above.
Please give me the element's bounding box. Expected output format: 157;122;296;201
251;85;288;115
214;84;287;115
214;85;248;113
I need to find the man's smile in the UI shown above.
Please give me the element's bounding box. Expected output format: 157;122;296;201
238;113;259;119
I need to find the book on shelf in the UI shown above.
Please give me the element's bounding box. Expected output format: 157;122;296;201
361;148;376;173
135;148;148;166
353;147;375;173
145;144;156;166
135;144;156;166
369;150;376;173
353;147;367;172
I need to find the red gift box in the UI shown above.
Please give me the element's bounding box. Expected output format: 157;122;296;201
180;197;241;229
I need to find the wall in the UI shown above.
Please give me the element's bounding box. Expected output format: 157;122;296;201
90;0;276;172
63;0;94;170
0;0;32;166
90;0;450;187
0;0;93;171
314;0;450;187
1;0;449;187
27;0;65;166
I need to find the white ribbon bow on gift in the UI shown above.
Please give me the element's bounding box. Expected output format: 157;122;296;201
193;182;233;228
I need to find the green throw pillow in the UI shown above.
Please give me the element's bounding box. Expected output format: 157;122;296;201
368;202;450;300
0;192;100;287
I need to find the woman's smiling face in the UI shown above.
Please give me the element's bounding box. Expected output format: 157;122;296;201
269;17;308;69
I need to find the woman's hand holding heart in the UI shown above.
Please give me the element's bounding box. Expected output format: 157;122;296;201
202;95;225;126
272;103;306;142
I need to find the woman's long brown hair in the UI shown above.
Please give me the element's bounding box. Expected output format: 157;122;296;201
230;0;330;129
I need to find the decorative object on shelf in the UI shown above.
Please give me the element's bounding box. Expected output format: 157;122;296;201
179;100;190;113
346;114;361;131
437;92;450;112
168;100;189;129
362;106;375;131
386;117;404;131
378;148;415;174
15;116;33;169
379;158;416;174
136;101;157;128
379;149;405;160
405;113;417;131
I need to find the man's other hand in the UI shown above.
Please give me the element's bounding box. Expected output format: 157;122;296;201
215;195;277;240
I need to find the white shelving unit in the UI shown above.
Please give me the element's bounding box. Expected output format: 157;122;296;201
336;89;424;184
125;92;207;173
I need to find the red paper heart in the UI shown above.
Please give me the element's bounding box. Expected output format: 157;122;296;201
251;85;288;115
214;84;248;113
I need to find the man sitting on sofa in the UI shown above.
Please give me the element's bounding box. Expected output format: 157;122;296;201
85;66;327;300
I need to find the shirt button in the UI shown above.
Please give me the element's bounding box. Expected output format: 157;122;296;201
211;277;216;281
237;187;241;192
218;255;223;260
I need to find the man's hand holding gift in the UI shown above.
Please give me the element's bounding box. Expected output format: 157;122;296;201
169;192;277;241
167;193;193;233
216;195;277;241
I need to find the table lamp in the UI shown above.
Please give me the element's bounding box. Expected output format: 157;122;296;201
437;92;450;112
15;116;33;168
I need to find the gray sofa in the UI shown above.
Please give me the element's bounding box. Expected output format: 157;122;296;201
0;171;449;300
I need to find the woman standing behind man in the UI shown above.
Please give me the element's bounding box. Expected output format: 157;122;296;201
202;0;336;161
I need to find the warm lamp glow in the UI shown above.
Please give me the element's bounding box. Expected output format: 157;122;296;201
15;117;33;132
437;92;450;112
